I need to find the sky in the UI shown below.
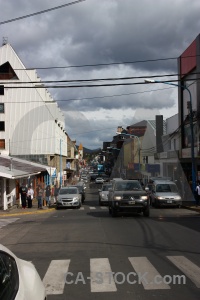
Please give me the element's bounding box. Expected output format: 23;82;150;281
1;0;200;149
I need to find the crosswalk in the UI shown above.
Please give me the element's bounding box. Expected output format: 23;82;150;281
41;255;200;295
0;218;19;229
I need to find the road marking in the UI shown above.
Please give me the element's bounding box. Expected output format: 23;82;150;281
90;258;117;292
128;257;170;290
100;207;108;209
167;256;200;288
43;260;70;295
89;207;96;210
79;207;85;210
0;218;19;229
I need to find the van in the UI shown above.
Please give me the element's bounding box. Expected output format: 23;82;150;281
148;179;182;208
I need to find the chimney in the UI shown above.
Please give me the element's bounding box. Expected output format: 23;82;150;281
156;115;163;153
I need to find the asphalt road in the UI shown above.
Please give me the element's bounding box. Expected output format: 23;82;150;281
1;183;200;300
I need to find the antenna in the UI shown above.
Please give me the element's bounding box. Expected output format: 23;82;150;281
2;37;8;45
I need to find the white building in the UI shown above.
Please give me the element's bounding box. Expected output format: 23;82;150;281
0;43;67;184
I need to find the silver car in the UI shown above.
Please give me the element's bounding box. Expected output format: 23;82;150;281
149;180;182;207
56;187;82;209
98;183;112;205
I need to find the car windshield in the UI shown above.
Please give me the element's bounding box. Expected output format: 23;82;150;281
102;185;112;191
59;188;78;194
115;181;142;191
156;184;178;193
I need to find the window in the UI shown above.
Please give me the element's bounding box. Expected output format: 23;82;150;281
0;139;5;149
0;122;5;131
0;103;4;113
0;251;19;300
0;85;4;95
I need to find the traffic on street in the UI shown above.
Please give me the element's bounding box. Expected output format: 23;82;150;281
0;181;200;300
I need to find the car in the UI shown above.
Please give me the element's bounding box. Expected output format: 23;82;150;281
108;179;150;217
148;179;182;207
0;244;46;300
56;186;82;209
98;183;112;205
95;177;104;184
73;182;86;203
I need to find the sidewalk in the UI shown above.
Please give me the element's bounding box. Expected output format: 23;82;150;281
0;199;56;217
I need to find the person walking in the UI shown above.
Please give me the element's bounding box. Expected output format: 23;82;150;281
37;184;44;209
45;185;51;207
195;182;200;206
19;183;28;209
27;186;34;208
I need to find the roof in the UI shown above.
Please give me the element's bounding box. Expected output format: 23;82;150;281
0;155;49;179
147;120;166;134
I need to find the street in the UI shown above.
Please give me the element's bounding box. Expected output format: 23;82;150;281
0;183;200;300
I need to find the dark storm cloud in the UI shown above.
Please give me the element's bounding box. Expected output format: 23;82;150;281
1;0;200;148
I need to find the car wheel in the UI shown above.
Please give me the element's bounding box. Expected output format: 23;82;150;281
56;206;59;210
111;207;117;218
143;208;150;217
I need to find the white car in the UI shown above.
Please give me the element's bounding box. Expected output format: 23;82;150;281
95;177;104;184
0;244;46;300
56;186;82;209
99;183;112;205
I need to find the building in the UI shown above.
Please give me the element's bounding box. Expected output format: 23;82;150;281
178;33;200;188
0;43;68;186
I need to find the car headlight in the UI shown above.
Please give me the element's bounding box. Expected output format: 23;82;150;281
114;196;122;200
140;196;148;200
174;196;181;200
73;197;79;201
157;196;164;199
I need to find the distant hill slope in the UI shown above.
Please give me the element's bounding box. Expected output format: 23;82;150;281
76;146;101;154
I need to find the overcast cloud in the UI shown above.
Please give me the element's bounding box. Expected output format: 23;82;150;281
1;0;200;149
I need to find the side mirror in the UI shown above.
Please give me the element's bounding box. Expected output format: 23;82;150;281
145;187;149;192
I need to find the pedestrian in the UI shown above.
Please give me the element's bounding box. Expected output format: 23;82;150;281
37;184;44;209
195;182;200;206
27;186;34;208
54;185;59;204
45;185;51;207
19;183;28;209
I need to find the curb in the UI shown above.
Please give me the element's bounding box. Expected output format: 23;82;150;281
0;207;56;217
182;206;200;213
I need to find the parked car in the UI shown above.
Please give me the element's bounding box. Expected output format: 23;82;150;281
148;179;182;207
98;183;112;205
108;179;150;217
73;182;86;203
0;244;46;300
56;186;82;209
95;177;104;184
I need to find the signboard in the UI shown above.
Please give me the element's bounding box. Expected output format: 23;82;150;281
50;168;57;177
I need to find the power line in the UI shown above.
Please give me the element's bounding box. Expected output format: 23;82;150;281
13;54;200;70
0;0;86;25
4;77;200;89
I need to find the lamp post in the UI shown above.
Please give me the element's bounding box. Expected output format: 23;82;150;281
144;79;196;195
60;139;62;187
116;132;141;172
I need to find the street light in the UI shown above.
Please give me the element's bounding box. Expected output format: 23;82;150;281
116;132;141;172
144;78;196;195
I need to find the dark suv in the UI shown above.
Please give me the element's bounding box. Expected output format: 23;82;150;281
108;180;150;217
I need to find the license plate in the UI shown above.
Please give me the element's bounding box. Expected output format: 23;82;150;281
167;200;172;203
64;203;71;206
129;200;135;205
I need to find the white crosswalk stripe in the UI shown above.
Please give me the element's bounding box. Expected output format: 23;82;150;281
43;260;70;295
167;256;200;288
90;258;117;292
129;257;170;290
41;256;200;295
0;218;19;229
